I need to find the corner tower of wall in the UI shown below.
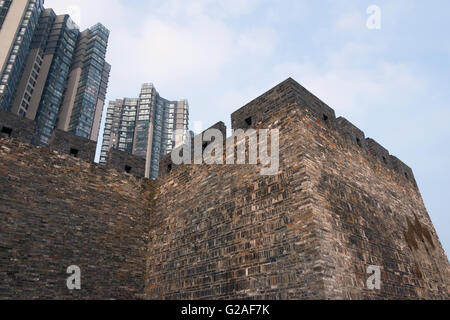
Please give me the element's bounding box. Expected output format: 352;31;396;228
148;78;449;299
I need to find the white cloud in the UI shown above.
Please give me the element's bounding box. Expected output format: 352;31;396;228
335;11;365;32
110;16;234;89
237;26;278;57
46;0;278;99
272;42;428;123
214;0;260;17
44;0;129;29
327;42;382;67
148;0;260;22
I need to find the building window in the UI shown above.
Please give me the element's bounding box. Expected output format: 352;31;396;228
125;165;132;173
245;117;252;126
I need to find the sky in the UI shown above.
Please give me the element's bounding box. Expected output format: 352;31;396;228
45;0;450;256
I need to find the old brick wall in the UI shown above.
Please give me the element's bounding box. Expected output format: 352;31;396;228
146;81;449;299
0;137;154;299
146;144;325;299
159;121;227;177
290;106;450;299
0;78;448;300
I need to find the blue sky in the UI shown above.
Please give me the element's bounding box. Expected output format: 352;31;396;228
46;0;450;256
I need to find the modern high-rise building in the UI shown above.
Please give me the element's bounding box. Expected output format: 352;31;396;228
0;2;110;146
100;84;190;179
0;0;44;111
30;12;79;146
61;23;111;142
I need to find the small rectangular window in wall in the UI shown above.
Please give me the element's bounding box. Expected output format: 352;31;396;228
1;126;13;137
70;148;79;158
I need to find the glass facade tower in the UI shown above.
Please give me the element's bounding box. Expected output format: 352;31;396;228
100;84;189;179
68;23;110;140
0;0;44;111
118;98;138;154
33;14;79;146
0;0;13;29
0;2;110;146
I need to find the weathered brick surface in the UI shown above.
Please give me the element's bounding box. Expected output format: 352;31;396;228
107;148;146;178
284;106;449;299
146;81;449;300
365;138;392;168
0;137;153;299
147;163;323;299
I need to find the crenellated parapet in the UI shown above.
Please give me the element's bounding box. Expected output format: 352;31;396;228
159;121;227;177
228;78;417;185
335;117;367;149
107;148;146;177
231;78;336;130
49;129;97;163
0;110;36;144
0;110;145;178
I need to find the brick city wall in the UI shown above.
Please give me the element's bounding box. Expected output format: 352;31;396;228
0;110;145;178
147;153;323;299
0;78;448;300
278;104;449;299
146;79;449;300
0;137;154;299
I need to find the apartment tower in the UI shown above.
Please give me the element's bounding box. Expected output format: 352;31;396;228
0;2;110;146
0;0;44;111
100;84;189;179
59;23;110;142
